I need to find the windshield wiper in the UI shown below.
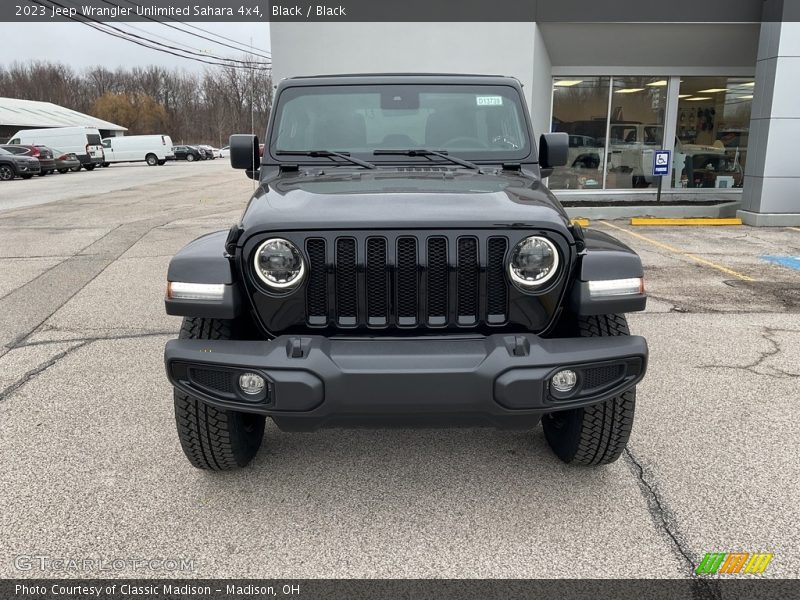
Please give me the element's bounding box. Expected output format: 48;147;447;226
276;150;376;169
373;149;483;172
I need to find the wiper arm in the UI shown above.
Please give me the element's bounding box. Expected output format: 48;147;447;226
276;150;376;169
373;148;482;172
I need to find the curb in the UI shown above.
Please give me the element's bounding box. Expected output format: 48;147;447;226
630;218;742;226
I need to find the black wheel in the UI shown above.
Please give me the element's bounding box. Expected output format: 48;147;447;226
173;317;266;470
102;162;110;168
20;174;33;179
37;171;47;177
58;168;68;174
146;153;158;166
186;153;195;162
543;314;636;466
157;159;166;166
84;164;95;171
0;165;15;180
71;166;81;172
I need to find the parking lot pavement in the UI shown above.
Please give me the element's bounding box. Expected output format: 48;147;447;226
0;168;799;579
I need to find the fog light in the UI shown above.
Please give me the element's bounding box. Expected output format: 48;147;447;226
551;369;577;393
239;372;265;396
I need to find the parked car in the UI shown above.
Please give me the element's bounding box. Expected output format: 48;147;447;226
0;144;56;176
42;147;81;173
0;147;41;180
101;135;175;166
8;126;104;170
190;145;208;160
199;145;217;159
172;145;202;162
163;74;649;471
218;146;230;158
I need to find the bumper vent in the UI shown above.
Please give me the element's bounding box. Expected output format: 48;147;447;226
189;368;234;395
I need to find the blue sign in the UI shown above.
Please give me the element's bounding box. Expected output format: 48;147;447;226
653;150;671;177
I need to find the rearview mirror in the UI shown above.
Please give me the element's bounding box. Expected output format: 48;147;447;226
539;133;569;173
230;134;260;174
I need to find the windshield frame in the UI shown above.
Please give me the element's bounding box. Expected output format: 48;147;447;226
265;82;536;168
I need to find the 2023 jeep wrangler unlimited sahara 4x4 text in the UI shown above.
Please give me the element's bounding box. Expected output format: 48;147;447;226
164;74;648;470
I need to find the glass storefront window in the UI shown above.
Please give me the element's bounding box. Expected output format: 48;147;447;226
550;76;610;190
673;77;753;189
605;77;667;189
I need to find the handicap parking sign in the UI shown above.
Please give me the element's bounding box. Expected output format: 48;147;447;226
653;150;671;176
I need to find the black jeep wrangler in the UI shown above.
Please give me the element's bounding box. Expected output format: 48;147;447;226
164;74;648;470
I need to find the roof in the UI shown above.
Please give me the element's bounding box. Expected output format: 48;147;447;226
280;73;522;88
0;97;127;132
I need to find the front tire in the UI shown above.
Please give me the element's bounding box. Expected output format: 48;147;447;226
0;165;15;180
543;314;636;466
173;317;266;470
186;154;195;162
84;164;95;171
146;153;158;166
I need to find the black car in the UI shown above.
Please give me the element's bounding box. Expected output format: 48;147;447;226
172;145;202;162
0;147;41;180
0;144;56;175
163;74;648;471
190;145;208;160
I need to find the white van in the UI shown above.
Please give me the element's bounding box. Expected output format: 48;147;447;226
9;126;105;170
101;135;175;166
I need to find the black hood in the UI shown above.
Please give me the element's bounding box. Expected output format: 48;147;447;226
239;169;572;238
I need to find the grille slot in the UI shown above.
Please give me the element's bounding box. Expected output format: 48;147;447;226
427;237;448;325
336;238;357;325
366;237;388;326
189;368;234;394
396;237;418;325
306;238;327;324
486;237;508;322
582;365;625;391
457;237;479;324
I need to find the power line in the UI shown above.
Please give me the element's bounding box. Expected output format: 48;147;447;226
30;0;271;71
29;0;270;71
111;0;272;61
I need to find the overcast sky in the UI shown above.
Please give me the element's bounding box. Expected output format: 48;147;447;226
3;22;270;72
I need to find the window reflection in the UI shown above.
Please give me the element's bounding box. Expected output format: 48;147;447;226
605;77;667;189
549;77;609;190
673;77;752;188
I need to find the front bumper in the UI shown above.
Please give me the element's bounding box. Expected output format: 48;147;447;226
165;334;647;430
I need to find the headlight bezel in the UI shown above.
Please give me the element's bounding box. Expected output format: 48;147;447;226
252;237;306;290
507;235;560;291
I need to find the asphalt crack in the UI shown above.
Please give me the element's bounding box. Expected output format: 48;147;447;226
623;447;722;600
0;340;91;404
697;326;799;378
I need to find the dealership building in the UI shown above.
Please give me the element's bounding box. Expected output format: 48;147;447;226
270;0;799;225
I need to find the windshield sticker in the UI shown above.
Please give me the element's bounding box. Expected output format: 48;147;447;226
476;96;503;106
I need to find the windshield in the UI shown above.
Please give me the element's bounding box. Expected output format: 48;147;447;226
270;84;531;163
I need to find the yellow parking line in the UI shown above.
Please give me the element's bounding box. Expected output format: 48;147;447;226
599;220;755;282
631;218;742;226
571;218;590;227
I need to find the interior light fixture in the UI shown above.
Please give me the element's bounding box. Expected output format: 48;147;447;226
646;80;668;87
685;97;712;101
553;80;584;87
678;94;692;98
742;81;755;87
697;88;729;93
614;88;645;94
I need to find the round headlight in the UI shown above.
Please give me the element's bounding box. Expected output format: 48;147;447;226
508;236;559;288
253;238;305;289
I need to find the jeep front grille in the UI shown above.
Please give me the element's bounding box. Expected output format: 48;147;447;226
304;233;510;329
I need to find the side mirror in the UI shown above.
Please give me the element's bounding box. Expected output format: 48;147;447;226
230;134;260;177
539;133;569;176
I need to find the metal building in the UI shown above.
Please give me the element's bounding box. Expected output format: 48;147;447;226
0;97;127;142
